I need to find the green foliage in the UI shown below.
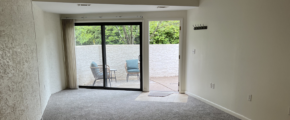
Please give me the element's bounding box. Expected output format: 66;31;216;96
75;26;102;45
75;25;140;46
74;21;179;45
105;25;140;45
149;21;180;44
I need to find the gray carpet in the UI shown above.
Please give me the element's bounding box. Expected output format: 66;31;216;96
43;89;240;120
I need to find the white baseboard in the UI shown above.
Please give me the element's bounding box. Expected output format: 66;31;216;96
185;91;251;120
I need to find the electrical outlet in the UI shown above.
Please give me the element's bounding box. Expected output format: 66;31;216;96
213;84;215;89
248;95;252;101
210;83;213;88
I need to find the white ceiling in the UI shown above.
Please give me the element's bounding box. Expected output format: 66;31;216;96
33;2;195;14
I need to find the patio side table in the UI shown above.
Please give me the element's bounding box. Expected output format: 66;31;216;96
110;69;117;82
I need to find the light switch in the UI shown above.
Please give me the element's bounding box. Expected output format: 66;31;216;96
192;49;196;54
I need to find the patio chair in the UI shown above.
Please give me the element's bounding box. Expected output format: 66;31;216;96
125;59;140;82
90;61;111;86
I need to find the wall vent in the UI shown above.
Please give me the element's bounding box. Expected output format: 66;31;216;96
157;6;168;8
78;4;91;6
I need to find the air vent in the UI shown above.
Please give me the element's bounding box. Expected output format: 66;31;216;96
157;6;168;8
78;4;91;6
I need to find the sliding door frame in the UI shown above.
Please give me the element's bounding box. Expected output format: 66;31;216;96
75;22;143;91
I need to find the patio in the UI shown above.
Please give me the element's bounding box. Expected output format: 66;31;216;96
150;76;178;92
76;45;179;91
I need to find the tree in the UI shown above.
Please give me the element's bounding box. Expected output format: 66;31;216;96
75;26;101;45
74;21;179;45
149;21;180;44
106;25;140;44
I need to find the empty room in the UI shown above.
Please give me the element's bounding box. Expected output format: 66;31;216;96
0;0;290;120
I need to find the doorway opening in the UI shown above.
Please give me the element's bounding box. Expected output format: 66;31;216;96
149;20;180;92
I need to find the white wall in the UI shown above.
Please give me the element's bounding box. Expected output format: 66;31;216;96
75;45;179;85
32;0;199;6
185;0;290;120
33;3;66;113
62;10;187;92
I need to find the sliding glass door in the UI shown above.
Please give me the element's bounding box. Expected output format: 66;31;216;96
104;25;141;88
74;25;104;87
74;23;142;90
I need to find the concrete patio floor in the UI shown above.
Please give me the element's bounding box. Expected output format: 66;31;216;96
150;76;178;92
81;76;178;92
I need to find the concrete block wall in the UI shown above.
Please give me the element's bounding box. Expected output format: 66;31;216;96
149;44;179;77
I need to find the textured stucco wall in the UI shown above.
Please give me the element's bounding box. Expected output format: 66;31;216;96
33;3;66;113
0;0;42;119
149;44;179;77
75;45;178;85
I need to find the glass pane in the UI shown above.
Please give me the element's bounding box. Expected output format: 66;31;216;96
105;25;141;89
74;26;104;87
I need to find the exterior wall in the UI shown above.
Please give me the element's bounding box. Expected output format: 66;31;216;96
0;0;42;119
33;3;66;113
149;44;179;77
76;45;178;85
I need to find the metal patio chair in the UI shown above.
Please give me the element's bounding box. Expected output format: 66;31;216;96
125;59;140;82
90;61;111;86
